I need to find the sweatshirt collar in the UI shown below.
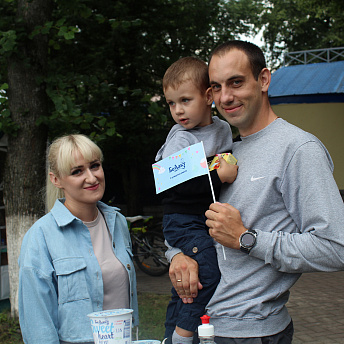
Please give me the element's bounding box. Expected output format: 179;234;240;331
240;117;283;142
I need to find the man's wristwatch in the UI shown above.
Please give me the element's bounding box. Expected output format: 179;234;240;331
239;229;257;254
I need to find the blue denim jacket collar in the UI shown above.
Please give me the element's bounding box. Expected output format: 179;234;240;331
51;198;121;227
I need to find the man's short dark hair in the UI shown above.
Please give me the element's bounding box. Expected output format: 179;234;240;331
209;40;266;80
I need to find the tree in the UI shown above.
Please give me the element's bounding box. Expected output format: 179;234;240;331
0;0;266;318
0;0;224;318
91;0;223;214
1;0;53;318
215;0;263;40
37;0;225;215
260;0;344;67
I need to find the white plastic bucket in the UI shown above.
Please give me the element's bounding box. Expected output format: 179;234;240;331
87;308;133;344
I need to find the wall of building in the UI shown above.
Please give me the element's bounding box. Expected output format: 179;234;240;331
271;102;344;190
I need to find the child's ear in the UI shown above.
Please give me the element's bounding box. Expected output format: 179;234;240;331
206;87;213;105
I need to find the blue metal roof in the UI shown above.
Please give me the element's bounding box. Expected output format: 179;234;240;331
269;61;344;98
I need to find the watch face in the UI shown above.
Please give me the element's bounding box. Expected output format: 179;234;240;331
241;232;255;248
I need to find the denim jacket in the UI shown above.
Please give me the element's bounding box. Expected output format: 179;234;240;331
18;199;139;344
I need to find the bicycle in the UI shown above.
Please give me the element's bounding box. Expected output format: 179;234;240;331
126;215;170;276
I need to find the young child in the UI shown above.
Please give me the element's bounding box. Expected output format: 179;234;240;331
155;57;238;344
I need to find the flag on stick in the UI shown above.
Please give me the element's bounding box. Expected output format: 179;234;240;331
153;141;227;258
152;141;215;201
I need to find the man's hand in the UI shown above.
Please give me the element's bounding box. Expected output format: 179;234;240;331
205;202;247;249
169;253;203;303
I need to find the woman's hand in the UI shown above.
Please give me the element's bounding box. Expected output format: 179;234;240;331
169;252;203;303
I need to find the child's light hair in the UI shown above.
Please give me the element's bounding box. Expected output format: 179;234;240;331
163;56;209;93
46;134;103;211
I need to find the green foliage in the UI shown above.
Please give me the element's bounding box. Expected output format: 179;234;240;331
261;0;344;67
0;0;264;142
43;0;218;142
0;30;17;54
0;0;264;212
30;19;79;43
216;0;264;40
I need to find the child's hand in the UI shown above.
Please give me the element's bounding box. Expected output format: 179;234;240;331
216;155;238;184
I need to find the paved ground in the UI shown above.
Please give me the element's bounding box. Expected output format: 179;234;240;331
135;268;344;344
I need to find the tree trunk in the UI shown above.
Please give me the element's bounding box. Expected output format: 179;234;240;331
4;0;52;318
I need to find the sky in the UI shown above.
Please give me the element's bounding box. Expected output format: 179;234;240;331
240;28;264;48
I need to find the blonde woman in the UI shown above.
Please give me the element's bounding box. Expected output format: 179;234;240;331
18;134;138;344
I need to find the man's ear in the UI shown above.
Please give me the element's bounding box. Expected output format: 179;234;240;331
260;68;271;93
206;87;213;105
49;172;63;189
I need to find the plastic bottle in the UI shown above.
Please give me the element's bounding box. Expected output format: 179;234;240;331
198;315;216;344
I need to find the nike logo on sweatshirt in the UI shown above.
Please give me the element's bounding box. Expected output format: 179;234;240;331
251;176;266;182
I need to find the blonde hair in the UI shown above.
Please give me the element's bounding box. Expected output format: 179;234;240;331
163;56;210;93
46;134;103;211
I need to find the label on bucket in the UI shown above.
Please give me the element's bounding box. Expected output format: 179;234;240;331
88;309;133;344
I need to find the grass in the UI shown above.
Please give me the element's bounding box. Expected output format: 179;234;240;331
0;310;22;344
136;292;170;341
0;293;170;344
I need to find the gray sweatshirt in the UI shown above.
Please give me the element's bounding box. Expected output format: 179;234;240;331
156;116;233;160
207;118;344;337
166;118;344;338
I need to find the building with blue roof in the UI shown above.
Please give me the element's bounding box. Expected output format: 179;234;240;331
269;60;344;104
268;48;344;191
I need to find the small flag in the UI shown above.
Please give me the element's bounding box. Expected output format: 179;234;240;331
153;141;226;258
152;142;210;194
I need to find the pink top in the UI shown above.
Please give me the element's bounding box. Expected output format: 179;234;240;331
84;209;129;310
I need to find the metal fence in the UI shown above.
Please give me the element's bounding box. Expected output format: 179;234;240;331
283;47;344;66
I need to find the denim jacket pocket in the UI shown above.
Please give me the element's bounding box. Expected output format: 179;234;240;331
53;257;90;304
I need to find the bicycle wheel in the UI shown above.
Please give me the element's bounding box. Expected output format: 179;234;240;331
133;231;170;276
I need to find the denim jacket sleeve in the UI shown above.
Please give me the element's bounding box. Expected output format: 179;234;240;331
19;225;60;344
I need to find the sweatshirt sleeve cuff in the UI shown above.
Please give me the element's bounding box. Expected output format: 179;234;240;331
164;239;182;263
249;229;271;259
